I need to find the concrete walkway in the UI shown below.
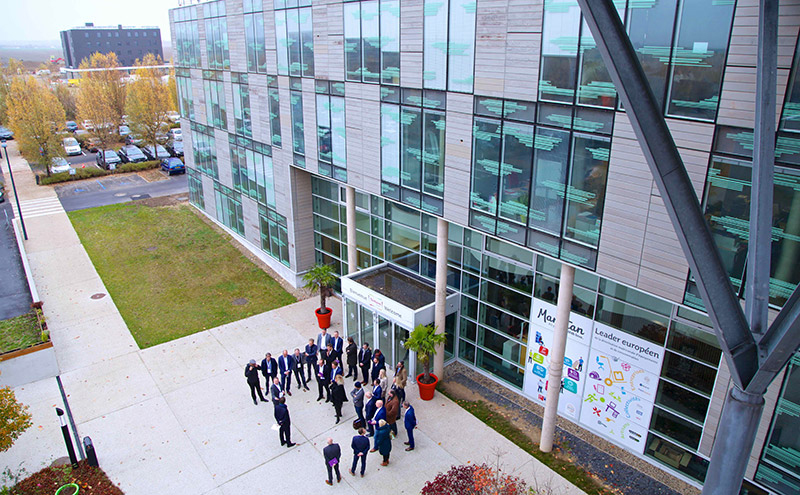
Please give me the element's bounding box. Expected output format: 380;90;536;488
0;142;584;495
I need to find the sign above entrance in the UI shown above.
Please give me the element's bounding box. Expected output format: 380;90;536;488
341;276;416;328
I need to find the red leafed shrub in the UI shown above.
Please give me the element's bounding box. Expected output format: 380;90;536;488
421;463;530;495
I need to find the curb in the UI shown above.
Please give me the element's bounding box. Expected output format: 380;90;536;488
11;217;40;304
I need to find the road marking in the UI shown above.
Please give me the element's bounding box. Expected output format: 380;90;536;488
12;196;65;219
96;180;106;190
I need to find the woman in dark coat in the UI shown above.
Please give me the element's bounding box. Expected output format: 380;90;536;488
345;337;358;380
330;375;348;423
375;419;392;466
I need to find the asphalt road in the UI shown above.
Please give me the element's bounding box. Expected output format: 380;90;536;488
64;150;101;169
55;172;189;211
0;170;33;320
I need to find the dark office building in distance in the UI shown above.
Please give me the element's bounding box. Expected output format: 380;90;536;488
60;23;163;70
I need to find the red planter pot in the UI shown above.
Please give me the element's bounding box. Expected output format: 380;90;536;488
417;373;439;401
315;307;332;329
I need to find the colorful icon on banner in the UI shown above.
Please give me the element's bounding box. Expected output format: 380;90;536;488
532;363;546;378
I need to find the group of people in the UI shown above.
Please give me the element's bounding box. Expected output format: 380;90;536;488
244;327;420;485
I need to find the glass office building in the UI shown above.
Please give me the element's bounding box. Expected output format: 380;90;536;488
171;1;800;491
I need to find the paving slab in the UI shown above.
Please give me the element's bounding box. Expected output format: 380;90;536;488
50;313;138;373
26;246;101;293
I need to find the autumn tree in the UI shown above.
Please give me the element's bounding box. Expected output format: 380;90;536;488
0;387;33;452
126;54;171;159
76;53;126;164
7;76;66;176
53;83;77;121
0;58;25;125
168;67;178;113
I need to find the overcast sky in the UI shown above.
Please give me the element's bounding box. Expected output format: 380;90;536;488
0;0;178;43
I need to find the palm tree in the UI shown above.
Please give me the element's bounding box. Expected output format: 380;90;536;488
403;324;446;384
302;264;338;314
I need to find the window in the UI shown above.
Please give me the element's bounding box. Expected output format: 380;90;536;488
381;87;446;215
232;73;252;138
344;0;400;85
315;81;347;181
468;97;611;269
191;122;218;179
214;181;244;235
422;0;477;93
188;168;205;209
274;2;314;77
259;204;290;266
290;78;305;157
244;0;266;73
204;1;230;70
268;75;282;147
203;71;227;130
230;134;275;208
176;69;195;120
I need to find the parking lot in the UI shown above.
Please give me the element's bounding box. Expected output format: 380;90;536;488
64;149;102;169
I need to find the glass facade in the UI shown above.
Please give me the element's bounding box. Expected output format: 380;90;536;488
188;168;204;209
422;0;477;93
174;6;201;68
232;73;252;138
380;87;446;215
229;134;275;209
204;1;230;71
244;0;266;74
315;81;347;181
268;75;282;148
213;181;244;235
190;122;218;179
203;71;227;130
274;1;314;77
290;78;305;157
343;0;400;85
176;68;195;120
259;204;290;266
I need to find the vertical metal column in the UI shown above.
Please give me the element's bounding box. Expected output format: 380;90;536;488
539;264;575;452
433;217;449;379
345;185;358;275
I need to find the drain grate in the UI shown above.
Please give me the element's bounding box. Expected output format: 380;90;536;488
90;293;106;300
232;298;248;306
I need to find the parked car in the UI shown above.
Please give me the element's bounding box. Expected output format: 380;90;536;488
63;137;82;156
50;157;72;175
117;145;147;163
125;134;144;146
65;121;78;132
121;115;129;125
142;144;170;160
82;120;94;131
169;128;182;141
0;126;14;140
83;137;101;152
166;140;184;158
160;157;185;175
118;125;131;137
96;149;122;170
167;111;181;123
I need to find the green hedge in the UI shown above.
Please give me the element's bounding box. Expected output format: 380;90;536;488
39;160;161;185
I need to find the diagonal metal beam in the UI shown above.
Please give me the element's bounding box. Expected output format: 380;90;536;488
750;284;800;394
575;0;757;389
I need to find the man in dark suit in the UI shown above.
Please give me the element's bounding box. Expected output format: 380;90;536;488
270;377;283;403
278;349;294;396
323;437;342;485
350;428;370;477
371;350;385;382
304;338;319;380
369;400;385;451
364;391;377;437
331;331;344;357
274;397;295;447
358;343;372;384
261;353;277;383
371;379;382;404
403;401;417;451
325;343;339;364
330;360;343;384
316;358;331;402
245;359;267;405
292;348;310;391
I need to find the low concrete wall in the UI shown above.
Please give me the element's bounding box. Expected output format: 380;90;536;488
13;218;40;303
0;342;59;388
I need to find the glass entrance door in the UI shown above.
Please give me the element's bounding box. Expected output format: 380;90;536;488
359;306;374;348
378;316;393;370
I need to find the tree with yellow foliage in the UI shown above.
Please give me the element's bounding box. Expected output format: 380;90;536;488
76;53;126;165
0;387;33;453
6;76;66;176
126;54;171;159
0;58;25;125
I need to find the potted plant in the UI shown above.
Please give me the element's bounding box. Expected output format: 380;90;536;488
302;263;338;329
404;323;446;400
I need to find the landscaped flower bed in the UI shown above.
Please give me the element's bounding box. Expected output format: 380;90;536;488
7;461;123;495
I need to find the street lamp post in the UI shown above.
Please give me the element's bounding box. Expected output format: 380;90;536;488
55;408;78;468
1;140;27;240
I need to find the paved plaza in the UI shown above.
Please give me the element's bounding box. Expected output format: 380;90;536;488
0;143;583;494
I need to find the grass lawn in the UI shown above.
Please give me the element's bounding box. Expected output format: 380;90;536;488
0;312;42;354
68;203;296;348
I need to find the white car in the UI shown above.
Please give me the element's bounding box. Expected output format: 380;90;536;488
82;120;94;131
169;128;182;141
50;157;73;175
63;137;81;156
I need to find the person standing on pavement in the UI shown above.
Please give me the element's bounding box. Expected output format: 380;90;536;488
374;419;392;466
394;361;408;405
364;391;376;437
344;337;358;380
332;331;344;357
245;359;267;405
261;353;277;384
278;349;294;396
350;428;370;477
403;401;417;451
270;377;284;403
323;437;342;486
351;381;365;426
274;397;295;447
292;348;310;391
305;338;319;379
369;400;385;451
371;379;383;404
385;390;400;437
317;328;332;361
371;350;385;382
378;369;388;399
330;375;348;423
358;343;372;384
317;358;331;402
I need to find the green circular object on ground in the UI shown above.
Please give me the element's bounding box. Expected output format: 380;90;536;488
55;483;79;495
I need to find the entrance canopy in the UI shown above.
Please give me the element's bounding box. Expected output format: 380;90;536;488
341;263;459;329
